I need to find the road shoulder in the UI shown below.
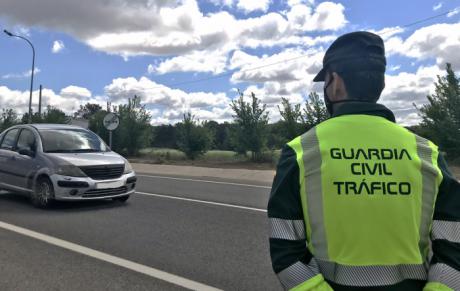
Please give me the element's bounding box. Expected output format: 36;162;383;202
132;163;275;184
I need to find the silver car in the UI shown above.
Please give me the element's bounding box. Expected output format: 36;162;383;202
0;124;136;208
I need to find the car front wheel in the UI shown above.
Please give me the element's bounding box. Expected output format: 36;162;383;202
32;177;54;208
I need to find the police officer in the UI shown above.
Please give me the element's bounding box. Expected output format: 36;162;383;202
268;31;460;291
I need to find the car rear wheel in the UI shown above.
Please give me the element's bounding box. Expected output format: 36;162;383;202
32;177;54;208
113;195;130;203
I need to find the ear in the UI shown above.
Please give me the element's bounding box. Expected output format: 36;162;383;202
331;72;347;101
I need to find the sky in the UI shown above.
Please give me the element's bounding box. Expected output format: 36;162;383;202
0;0;459;125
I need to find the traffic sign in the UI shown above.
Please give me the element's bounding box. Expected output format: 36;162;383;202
103;113;119;131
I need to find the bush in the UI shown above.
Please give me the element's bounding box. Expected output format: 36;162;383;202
176;113;213;160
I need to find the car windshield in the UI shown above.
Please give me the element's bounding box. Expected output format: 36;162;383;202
40;129;110;153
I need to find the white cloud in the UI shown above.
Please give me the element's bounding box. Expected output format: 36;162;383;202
103;76;233;124
389;65;401;72
287;2;347;32
230;48;323;84
447;7;460;17
384;36;404;57
385;22;460;68
104;76;231;109
0;86;32;114
237;13;290;48
0;85;94;115
52;40;65;53
2;67;41;79
0;0;346;60
60;85;91;99
433;2;443;11
105;77;183;108
154;50;229;75
380;65;444;125
236;0;271;13
147;64;155;74
371;26;404;41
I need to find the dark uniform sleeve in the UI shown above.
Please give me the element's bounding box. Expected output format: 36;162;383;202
425;155;460;291
268;144;332;290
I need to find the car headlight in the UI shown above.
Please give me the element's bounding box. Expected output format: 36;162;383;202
124;161;133;174
56;165;87;177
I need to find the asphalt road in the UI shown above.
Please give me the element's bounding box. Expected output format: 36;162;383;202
0;173;280;291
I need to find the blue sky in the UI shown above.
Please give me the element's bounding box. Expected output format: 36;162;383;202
0;0;459;125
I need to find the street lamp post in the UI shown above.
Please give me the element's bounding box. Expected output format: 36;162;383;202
4;29;35;124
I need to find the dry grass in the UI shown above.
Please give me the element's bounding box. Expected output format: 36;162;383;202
132;148;282;170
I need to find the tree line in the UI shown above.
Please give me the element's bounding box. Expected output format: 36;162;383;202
0;63;458;163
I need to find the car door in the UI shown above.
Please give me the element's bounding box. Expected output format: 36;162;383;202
0;128;20;191
13;129;40;191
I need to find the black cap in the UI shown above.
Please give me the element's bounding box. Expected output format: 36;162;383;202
313;31;386;82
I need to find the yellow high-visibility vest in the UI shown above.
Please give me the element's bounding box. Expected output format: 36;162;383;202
287;114;443;286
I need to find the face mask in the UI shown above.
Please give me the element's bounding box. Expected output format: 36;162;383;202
323;75;334;115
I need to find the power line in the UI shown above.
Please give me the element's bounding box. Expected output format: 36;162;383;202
377;8;457;36
147;7;459;91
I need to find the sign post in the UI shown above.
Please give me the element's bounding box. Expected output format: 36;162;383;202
103;113;120;149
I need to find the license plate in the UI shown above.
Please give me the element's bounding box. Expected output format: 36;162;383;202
96;181;124;189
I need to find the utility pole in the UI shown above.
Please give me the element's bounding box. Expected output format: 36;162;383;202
38;84;42;117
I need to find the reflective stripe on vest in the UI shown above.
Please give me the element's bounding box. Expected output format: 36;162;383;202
288;114;443;286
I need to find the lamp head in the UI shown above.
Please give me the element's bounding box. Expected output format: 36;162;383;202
3;29;14;37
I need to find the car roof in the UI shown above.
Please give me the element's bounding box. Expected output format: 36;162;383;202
30;124;86;131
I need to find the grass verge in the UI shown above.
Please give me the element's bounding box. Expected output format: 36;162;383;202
130;148;281;170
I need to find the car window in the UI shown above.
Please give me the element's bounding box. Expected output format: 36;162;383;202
40;129;109;153
0;128;19;150
17;129;36;152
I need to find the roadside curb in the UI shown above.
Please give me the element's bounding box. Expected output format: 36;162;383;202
131;163;275;184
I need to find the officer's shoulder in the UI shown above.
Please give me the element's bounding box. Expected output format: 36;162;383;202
396;124;440;147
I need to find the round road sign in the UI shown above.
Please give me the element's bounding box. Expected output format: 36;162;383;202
103;113;120;131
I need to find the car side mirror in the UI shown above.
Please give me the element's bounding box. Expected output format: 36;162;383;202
18;148;35;157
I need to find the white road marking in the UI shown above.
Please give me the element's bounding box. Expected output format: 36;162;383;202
0;221;222;291
136;191;267;213
137;174;271;189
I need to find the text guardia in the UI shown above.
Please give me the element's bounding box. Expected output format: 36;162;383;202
330;148;413;196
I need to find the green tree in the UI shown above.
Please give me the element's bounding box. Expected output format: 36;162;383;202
417;63;460;159
21;111;42;124
277;97;303;141
22;106;69;124
42;106;70;123
0;108;19;132
88;110;110;143
114;95;152;156
89;96;152;156
151;124;177;149
230;91;269;161
74;103;102;119
176;112;213;159
203;120;218;150
302;92;328;129
267;121;287;150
